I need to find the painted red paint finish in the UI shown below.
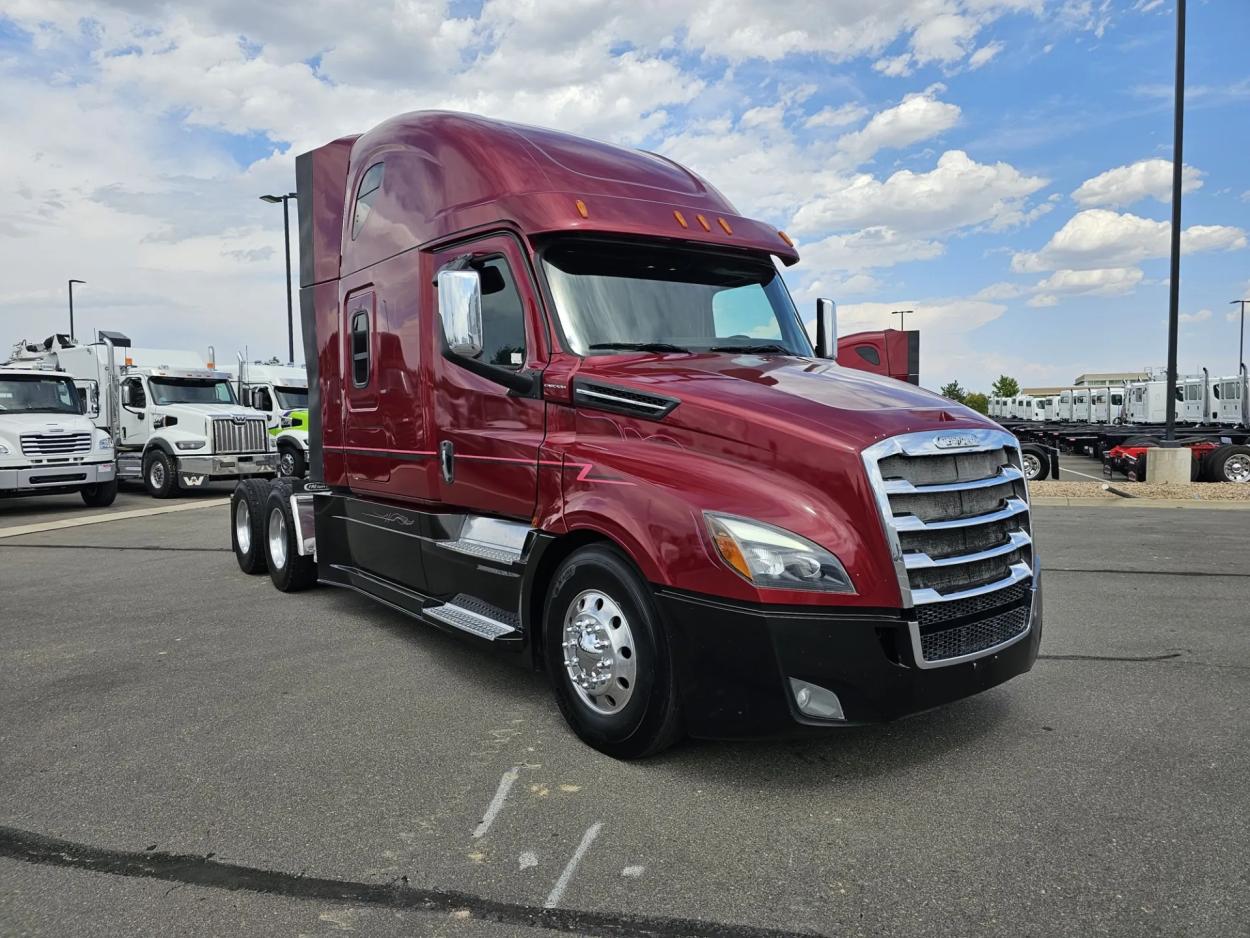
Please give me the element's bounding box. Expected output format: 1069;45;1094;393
299;111;1000;611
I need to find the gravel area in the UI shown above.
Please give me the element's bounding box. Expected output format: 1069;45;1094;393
1032;479;1250;500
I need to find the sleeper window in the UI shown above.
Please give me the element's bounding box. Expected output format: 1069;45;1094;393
854;345;881;366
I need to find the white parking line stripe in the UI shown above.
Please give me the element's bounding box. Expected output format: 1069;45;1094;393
0;498;230;540
543;821;602;909
472;767;520;839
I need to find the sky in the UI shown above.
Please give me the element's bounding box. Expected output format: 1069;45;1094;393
1;0;1247;393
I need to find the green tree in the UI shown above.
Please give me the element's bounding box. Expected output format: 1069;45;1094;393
991;375;1020;397
939;380;966;402
963;391;989;415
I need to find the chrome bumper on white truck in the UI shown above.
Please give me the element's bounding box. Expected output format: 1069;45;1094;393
0;460;115;493
175;452;278;487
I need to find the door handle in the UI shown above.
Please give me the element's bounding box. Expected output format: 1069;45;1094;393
440;440;454;484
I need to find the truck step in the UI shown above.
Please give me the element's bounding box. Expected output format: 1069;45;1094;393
424;596;518;641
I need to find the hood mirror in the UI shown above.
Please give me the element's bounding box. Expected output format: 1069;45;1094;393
437;269;483;359
815;298;837;360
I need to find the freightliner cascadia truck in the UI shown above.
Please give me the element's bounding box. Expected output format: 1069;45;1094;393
228;111;1041;758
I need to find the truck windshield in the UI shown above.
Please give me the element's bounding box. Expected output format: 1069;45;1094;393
541;240;811;357
0;375;81;414
149;378;237;405
274;386;308;409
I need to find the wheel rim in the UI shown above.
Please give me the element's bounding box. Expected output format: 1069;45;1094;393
235;500;252;554
150;460;165;488
279;451;295;477
561;589;637;716
1022;452;1042;480
1224;453;1250;483
268;507;287;570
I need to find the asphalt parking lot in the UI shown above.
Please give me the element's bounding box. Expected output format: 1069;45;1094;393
1;495;1246;937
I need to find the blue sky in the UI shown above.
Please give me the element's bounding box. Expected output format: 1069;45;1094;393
0;0;1246;392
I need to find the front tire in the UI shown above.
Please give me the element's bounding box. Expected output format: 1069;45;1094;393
143;449;178;498
543;544;682;759
277;443;306;479
264;488;317;591
1020;444;1049;481
80;479;118;507
1208;444;1250;483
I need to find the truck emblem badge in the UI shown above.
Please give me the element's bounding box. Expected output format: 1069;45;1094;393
933;433;979;449
366;511;414;527
231;415;247;425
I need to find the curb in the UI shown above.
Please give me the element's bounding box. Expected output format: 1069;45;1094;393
0;498;231;540
1031;495;1250;510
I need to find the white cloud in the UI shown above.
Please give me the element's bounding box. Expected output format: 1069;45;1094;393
873;54;915;77
835;86;961;164
1012;209;1247;272
793;150;1048;236
968;41;1004;69
1179;308;1212;324
805;103;869;129
975;282;1024;300
1029;267;1144;306
800;227;945;271
1072;159;1204;208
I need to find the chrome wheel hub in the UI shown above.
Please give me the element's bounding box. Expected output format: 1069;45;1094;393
150;461;165;488
268;506;287;570
561;589;636;715
1022;452;1041;480
235;500;252;553
279;451;295;477
1225;453;1250;483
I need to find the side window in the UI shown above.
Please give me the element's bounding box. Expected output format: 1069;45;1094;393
351;163;385;240
255;388;273;411
126;377;146;408
476;257;527;369
351;310;371;386
854;345;881;366
1174;386;1183;402
1212;384;1221;399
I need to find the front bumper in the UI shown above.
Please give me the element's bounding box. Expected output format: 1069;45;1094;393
657;581;1041;739
175;452;277;487
0;460;115;493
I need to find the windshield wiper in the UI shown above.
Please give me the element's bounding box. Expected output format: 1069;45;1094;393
589;342;690;354
708;344;792;354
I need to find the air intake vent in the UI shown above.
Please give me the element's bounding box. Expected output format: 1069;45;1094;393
572;380;678;420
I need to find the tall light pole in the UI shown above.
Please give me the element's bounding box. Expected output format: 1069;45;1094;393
67;279;85;341
1232;299;1248;371
892;309;913;330
260;192;298;363
1162;0;1186;443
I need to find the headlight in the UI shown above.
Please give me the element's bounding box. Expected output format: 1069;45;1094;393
98;436;113;450
176;440;206;451
705;513;854;593
0;441;10;455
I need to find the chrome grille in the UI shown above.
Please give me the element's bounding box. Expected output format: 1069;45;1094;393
21;432;92;456
863;429;1036;669
211;416;267;454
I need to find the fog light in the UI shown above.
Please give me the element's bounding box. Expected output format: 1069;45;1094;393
789;678;845;721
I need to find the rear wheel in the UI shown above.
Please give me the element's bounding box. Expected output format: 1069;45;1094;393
231;479;270;574
264;488;317;591
80;479;118;507
1208;444;1250;483
544;544;682;759
143;449;178;498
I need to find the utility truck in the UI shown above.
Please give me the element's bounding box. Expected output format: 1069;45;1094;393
9;334;277;497
0;363;117;505
227;111;1041;758
227;361;310;477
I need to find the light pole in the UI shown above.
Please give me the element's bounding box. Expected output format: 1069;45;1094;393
260;192;298;363
1232;299;1249;371
891;309;913;330
1162;0;1186;443
67;279;85;341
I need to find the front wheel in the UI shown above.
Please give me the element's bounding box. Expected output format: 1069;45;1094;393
277;444;305;479
143;450;178;498
1020;445;1049;481
1208;444;1250;483
543;544;682;759
80;479;118;507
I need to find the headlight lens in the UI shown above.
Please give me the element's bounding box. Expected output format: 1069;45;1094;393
97;436;112;450
705;513;854;593
176;440;206;451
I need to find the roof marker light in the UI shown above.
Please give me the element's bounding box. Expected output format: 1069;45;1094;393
718;217;733;235
695;214;711;232
673;210;688;229
777;230;794;247
575;199;589;218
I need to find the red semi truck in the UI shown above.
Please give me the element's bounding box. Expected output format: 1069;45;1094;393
229;111;1040;758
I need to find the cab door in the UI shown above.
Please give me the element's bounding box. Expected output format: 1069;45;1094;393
119;376;148;447
431;235;546;521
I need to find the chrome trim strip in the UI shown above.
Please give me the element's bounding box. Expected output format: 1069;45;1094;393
881;466;1023;495
893;497;1029;532
909;561;1034;605
575;387;668;410
903;530;1031;570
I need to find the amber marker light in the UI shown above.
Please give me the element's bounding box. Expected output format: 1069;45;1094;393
575;199;589;218
717;217;733;235
777;230;794;247
695;214;711;231
673;210;689;229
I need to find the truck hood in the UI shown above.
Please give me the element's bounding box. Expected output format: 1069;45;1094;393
158;404;258;421
577;353;996;454
0;412;96;435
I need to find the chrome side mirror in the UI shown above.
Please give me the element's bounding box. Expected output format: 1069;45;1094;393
437;269;483;359
815;298;837;360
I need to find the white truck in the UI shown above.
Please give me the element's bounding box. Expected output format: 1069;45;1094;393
226;361;310;478
0;363;117;506
8;333;277;497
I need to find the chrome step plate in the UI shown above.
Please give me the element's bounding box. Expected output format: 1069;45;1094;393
424;602;517;640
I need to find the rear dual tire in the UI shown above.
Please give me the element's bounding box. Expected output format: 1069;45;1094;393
264;483;317;592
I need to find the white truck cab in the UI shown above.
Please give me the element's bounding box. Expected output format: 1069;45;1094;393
226;361;310;478
1210;371;1248;425
0;365;117;506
